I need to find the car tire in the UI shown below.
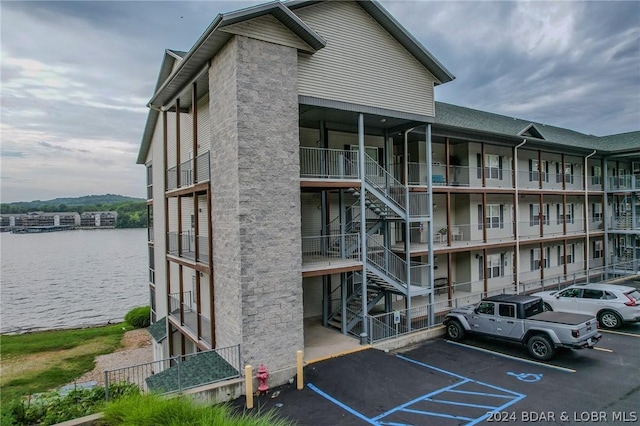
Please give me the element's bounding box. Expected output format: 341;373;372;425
543;302;553;312
598;310;622;329
527;334;556;361
446;320;465;342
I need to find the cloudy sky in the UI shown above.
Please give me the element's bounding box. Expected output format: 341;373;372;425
1;1;638;203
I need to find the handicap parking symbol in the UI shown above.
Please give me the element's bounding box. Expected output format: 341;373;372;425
507;372;543;382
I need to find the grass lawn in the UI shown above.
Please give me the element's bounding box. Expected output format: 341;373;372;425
0;324;131;404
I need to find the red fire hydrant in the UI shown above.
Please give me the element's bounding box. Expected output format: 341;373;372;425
256;364;269;393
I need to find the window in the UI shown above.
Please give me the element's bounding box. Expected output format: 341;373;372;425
530;204;540;226
485;154;503;180
560;244;576;264
567;244;575;264
529;159;549;182
146;163;153;199
559;287;581;298
557;245;563;265
476;302;495;315
592;203;603;222
487;253;504;278
499;304;516;318
564;204;574;224
533;204;550;226
591;165;602;185
531;248;541;270
583;289;603;299
593;240;603;259
565;163;574;184
545;247;551;269
478;204;504;230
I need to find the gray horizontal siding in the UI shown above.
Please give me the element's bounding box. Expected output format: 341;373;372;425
295;1;436;117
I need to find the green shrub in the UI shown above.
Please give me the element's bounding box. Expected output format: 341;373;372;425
1;383;139;426
124;306;151;328
102;393;294;426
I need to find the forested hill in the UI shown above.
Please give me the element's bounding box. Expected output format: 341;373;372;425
0;194;147;228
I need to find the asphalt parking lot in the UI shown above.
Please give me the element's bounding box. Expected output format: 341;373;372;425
237;321;640;425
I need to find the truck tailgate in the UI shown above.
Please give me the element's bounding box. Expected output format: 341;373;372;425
530;311;595;325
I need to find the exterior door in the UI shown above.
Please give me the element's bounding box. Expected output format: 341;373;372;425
468;301;498;333
496;303;519;338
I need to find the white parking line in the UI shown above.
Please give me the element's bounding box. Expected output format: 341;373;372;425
601;329;640;338
593;347;614;353
445;340;576;373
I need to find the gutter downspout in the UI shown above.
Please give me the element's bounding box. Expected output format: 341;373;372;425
425;124;434;325
358;113;368;341
585;150;597;282
514;139;527;294
403;126;417;328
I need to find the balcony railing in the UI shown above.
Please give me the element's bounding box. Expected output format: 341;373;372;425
302;233;360;265
104;344;240;399
166;151;211;192
167;232;209;263
516;170;585;190
299;147;359;179
608;175;639;191
396;163;515;188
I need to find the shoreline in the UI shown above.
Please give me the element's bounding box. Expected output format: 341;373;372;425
0;319;127;336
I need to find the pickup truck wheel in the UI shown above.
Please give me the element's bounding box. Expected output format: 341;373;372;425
543;302;553;312
527;335;556;361
598;311;622;329
446;320;465;342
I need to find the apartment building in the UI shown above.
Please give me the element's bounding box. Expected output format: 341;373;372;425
138;0;640;385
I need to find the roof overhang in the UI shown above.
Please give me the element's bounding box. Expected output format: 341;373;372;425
137;1;327;164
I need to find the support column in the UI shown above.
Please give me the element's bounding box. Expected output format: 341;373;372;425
426;123;434;324
358;113;368;339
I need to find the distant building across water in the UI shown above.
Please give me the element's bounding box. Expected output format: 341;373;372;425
0;211;118;233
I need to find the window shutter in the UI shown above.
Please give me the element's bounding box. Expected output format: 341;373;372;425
556;204;561;224
529;204;534;226
530;249;535;270
477;153;482;179
498;156;503;180
499;205;504;229
571;204;575;223
500;253;505;276
478;255;484;279
478;205;483;230
529;159;533;181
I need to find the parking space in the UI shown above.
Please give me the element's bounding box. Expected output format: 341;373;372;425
236;328;639;425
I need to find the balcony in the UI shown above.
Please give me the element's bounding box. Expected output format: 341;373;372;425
299;147;359;180
516;170;585;191
167;232;210;264
396;163;513;188
302;233;361;274
608;175;640;191
167;151;211;191
169;291;212;346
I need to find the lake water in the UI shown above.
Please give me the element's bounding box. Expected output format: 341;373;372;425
0;228;148;334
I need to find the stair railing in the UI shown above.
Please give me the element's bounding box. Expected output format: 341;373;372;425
363;153;406;213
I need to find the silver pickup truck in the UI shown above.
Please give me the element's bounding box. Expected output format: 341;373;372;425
444;294;602;361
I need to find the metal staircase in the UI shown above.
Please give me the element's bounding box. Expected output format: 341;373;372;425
325;153;431;334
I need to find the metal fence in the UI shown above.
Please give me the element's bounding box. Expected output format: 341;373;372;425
104;344;241;401
365;263;636;344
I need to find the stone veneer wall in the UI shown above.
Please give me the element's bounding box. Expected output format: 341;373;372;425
209;35;303;373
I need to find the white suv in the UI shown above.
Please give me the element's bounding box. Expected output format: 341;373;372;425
534;283;640;329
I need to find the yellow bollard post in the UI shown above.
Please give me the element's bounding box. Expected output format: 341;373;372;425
245;365;253;409
296;350;304;390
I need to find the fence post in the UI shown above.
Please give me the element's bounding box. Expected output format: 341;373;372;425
177;356;182;393
104;371;110;401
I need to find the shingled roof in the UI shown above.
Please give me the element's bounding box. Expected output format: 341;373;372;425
434;102;639;156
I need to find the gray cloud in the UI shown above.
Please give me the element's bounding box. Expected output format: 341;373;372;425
1;0;638;202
